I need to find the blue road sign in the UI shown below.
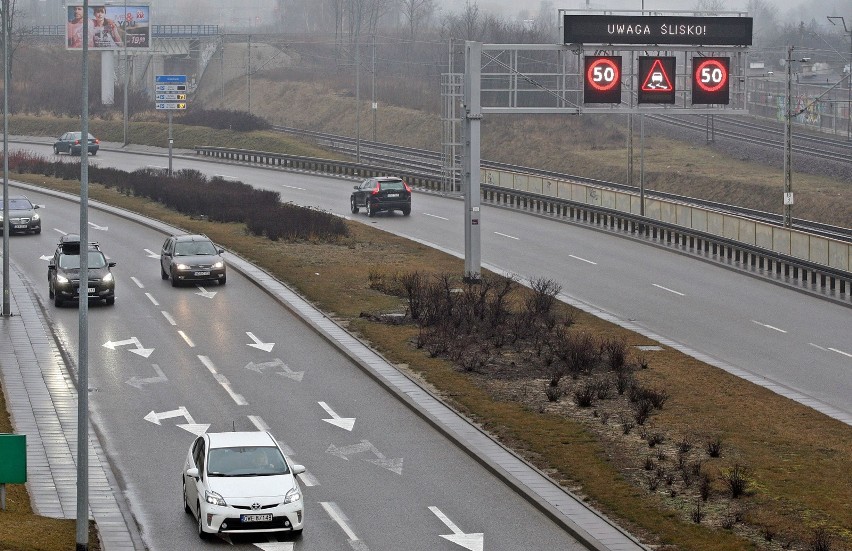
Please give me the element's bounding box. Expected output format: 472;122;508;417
155;75;187;83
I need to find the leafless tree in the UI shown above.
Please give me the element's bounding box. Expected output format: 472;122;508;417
400;0;436;43
693;0;726;15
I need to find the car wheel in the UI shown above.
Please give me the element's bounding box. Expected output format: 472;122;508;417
350;197;359;214
91;150;97;156
49;282;54;299
171;269;178;287
291;528;303;539
219;275;226;285
402;206;411;216
183;478;192;514
366;201;375;218
161;264;169;280
54;293;62;307
197;503;208;540
34;227;41;234
105;297;115;306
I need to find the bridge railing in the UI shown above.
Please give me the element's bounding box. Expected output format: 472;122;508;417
193;145;852;303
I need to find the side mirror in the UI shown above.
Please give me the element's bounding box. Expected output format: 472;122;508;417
353;185;360;190
48;262;55;269
292;464;306;476
186;467;199;479
34;204;41;210
108;262;116;268
217;249;224;254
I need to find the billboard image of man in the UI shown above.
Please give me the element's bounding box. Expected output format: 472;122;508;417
67;6;85;48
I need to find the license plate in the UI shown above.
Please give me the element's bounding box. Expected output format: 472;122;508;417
194;271;210;276
240;514;272;523
387;193;399;198
13;224;26;229
87;287;96;294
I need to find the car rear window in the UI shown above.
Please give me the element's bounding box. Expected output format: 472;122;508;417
8;199;33;209
379;180;405;191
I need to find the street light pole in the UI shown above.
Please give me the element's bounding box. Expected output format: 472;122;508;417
2;0;10;318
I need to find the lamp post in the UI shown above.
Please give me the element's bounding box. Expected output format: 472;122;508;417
827;16;851;141
783;46;810;228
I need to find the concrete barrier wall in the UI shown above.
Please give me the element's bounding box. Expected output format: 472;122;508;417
481;168;851;273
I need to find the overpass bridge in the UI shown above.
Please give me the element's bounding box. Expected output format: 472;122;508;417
27;25;223;102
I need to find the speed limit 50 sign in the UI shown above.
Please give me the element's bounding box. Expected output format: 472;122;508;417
692;57;730;105
584;56;622;104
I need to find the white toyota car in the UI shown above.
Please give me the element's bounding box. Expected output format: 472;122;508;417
182;431;305;540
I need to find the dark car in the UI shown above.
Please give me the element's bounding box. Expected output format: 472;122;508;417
53;132;99;156
350;176;412;217
160;234;226;287
48;235;115;307
1;194;41;234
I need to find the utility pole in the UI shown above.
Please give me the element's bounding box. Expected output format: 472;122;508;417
783;45;793;228
371;34;376;143
247;34;251;115
2;0;10;317
355;25;361;163
123;0;128;145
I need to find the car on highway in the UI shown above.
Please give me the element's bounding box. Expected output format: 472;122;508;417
53;131;100;156
48;235;115;306
0;194;41;234
182;431;305;540
350;176;412;217
160;234;227;286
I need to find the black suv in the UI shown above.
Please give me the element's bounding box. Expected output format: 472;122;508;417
160;234;226;286
350;176;412;217
1;194;41;234
48;235;116;307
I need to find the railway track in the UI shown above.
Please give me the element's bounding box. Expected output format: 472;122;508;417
271;124;852;243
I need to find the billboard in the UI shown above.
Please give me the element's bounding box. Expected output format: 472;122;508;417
66;4;151;50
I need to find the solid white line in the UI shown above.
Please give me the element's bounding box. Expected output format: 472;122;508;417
569;254;597;265
282;184;306;190
809;343;828;351
828;348;852;358
197;356;246;405
494;231;519;240
146;293;159;306
131;277;144;288
652;283;685;296
422;213;449;220
178;331;195;347
751;320;787;333
320;502;358;540
161;311;176;326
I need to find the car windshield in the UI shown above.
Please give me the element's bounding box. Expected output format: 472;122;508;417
7;199;33;209
66;133;95;140
174;240;217;256
59;251;107;269
206;446;289;477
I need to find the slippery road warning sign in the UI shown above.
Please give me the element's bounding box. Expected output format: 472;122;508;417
638;57;676;104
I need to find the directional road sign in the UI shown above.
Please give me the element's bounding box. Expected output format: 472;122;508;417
155;75;188;110
156;103;186;110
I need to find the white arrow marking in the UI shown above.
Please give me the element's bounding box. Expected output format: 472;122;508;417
429;506;484;551
125;364;168;389
326;440;403;474
244;359;304;381
246;332;275;352
102;337;154;358
144;248;160;258
40;255;52;261
176;423;211;436
88;221;108;231
144;406;193;425
195;285;217;299
319;401;356;431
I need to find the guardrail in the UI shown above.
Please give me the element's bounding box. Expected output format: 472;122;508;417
194;145;852;303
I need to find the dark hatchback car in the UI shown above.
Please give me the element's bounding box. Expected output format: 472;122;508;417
160;234;226;287
350;176;412;217
53;132;99;156
48;235;115;307
1;194;41;234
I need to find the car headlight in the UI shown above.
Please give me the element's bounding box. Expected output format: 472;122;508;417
102;273;113;282
213;261;224;269
284;487;301;504
176;263;190;271
56;275;69;284
32;213;40;221
205;490;226;507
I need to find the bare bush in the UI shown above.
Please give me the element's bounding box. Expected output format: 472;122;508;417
545;383;562;402
526;277;561;317
573;383;596;407
601;337;628;372
707;437;723;458
633;399;653;425
722;464;750;498
809;527;832;551
699;472;712;501
691;501;703;523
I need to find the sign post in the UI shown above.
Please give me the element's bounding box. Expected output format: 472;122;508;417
155;75;187;176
